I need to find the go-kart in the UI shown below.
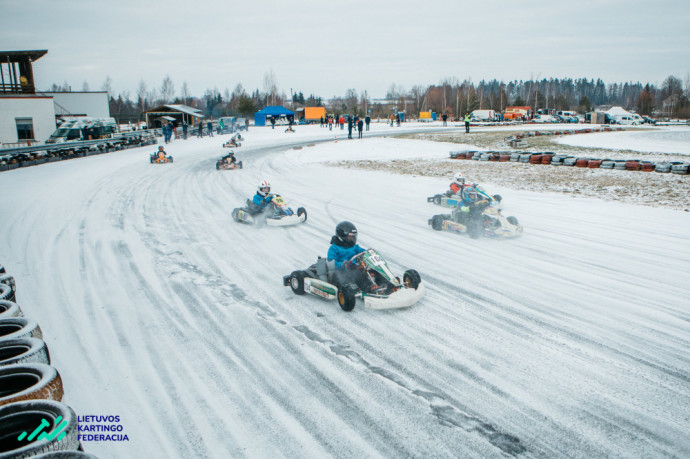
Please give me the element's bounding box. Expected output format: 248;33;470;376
429;204;522;239
216;159;243;170
283;249;424;311
223;134;243;148
150;153;173;163
428;184;501;208
232;194;307;227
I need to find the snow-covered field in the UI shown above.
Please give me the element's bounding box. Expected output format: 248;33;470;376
1;123;689;458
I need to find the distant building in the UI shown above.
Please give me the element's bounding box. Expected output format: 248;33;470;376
0;50;113;147
144;104;204;129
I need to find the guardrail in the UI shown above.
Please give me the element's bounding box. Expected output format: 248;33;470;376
0;130;160;172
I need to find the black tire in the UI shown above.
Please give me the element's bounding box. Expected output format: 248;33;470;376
0;338;50;366
169;157;173;163
238;161;243;169
0;274;16;302
493;194;502;202
0;301;23;319
0;400;80;457
507;216;519;226
468;220;483;239
430;215;445;231
403;270;421;289
337;284;357;312
0;283;12;302
289;271;306;295
216;162;220;170
433;194;443;205
31;452;99;458
0;318;42;341
297;207;307;222
0;363;64;406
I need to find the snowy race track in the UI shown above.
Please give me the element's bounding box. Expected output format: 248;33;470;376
1;125;689;458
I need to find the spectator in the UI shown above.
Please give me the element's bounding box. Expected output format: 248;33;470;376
464;113;471;133
357;118;364;138
320;116;324;127
442;113;448;126
365;115;371;131
207;120;213;137
270;116;276;129
328;116;333;131
198;120;204;138
339;115;345;130
245;118;250;130
347;116;353;139
182;121;188;140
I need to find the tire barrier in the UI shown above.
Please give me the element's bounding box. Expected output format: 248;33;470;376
0;363;64;406
450;148;689;176
31;452;99;458
0;301;23;319
0;337;51;366
0;265;94;456
0;273;16;302
0;400;81;457
0;317;42;341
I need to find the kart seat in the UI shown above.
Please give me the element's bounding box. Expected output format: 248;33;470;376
314;258;336;282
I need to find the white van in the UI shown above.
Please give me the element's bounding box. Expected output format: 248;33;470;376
614;115;639;125
470;110;496;122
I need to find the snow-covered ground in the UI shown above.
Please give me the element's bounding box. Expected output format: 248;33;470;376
1;123;689;458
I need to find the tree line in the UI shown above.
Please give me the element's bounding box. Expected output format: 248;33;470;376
47;72;690;123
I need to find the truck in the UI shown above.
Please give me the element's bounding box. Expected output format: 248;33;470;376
45;117;118;144
298;107;326;124
470;110;496;122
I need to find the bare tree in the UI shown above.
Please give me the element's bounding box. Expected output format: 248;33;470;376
136;80;148;112
101;76;113;95
160;75;175;104
263;69;278;106
82;80;90;91
360;90;369;115
180;81;191;105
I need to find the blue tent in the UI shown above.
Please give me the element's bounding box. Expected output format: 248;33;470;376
254;106;295;126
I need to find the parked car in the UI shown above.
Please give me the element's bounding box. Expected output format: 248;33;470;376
532;115;557;123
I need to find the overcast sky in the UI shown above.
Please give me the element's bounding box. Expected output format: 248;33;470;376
2;0;689;100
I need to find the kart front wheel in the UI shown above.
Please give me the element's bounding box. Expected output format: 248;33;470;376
430;215;445;231
338;283;357;312
289;271;306;295
297;207;307;222
403;269;421;289
507;216;519;226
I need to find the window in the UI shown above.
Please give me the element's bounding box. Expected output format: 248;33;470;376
16;118;34;140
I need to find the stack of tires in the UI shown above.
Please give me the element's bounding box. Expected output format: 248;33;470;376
0;264;96;458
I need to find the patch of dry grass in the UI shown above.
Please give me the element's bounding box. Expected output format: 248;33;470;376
332;132;690;211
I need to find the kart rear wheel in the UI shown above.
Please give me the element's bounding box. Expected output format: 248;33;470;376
216;162;220;170
507;216;519;226
169;157;173;163
297;207;307;222
403;270;421;289
433;194;443;205
430;215;445;231
238;161;243;169
337;284;357;312
493;194;502;202
289;271;306;295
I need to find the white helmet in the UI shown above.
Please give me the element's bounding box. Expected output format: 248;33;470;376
257;180;271;197
453;172;465;186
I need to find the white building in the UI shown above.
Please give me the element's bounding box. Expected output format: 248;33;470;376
0;49;112;147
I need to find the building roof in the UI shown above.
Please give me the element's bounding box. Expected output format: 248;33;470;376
144;104;205;118
0;50;48;62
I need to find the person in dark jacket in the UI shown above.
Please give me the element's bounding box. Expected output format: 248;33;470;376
357;118;364;138
442;113;448;126
365;115;371;131
182;121;188;140
198;120;204;138
270;116;276;129
207;120;213;137
347;116;353;139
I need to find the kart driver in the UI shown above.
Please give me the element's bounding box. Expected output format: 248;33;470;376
222;151;237;165
457;187;490;222
328;221;367;289
252;180;275;211
446;171;465;196
156;145;167;160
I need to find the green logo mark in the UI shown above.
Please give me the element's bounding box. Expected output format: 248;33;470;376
17;417;68;443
